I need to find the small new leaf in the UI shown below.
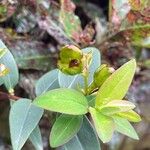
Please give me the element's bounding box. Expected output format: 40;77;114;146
113;116;139;140
89;107;115;143
99;100;136;115
116;110;141;122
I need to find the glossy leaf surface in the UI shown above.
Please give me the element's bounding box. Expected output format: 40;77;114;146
50;114;83;147
59;116;101;150
35;69;59;96
34;88;88;115
96;59;136;106
89;107;115;143
9;99;44;150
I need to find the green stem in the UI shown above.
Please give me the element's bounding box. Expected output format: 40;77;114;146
84;73;88;95
82;53;92;95
87;82;96;95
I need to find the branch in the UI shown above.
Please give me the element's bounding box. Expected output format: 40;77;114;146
0;91;20;101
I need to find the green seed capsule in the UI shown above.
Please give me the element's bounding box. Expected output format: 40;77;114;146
58;45;83;75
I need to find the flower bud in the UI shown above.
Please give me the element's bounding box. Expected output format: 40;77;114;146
94;64;114;87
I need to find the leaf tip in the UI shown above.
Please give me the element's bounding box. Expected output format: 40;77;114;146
50;140;57;148
131;131;139;140
129;58;136;68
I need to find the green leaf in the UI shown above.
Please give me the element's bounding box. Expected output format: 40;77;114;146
0;47;7;58
58;47;101;88
38;17;73;45
129;0;148;11
109;0;150;31
0;40;19;91
130;25;150;48
99;100;135;115
116;110;141;122
29;126;43;150
96;59;136;106
109;0;150;48
58;71;81;88
33;88;88;115
35;69;59;96
59;0;82;40
109;0;131;29
113;116;139;140
86;95;96;107
9;99;44;150
0;63;9;77
0;4;8;22
11;40;56;71
89;107;115;143
50;114;83;147
59;116;101;150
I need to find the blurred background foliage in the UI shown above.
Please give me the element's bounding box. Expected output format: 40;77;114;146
0;0;150;150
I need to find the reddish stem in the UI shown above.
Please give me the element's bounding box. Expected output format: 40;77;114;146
0;91;20;101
